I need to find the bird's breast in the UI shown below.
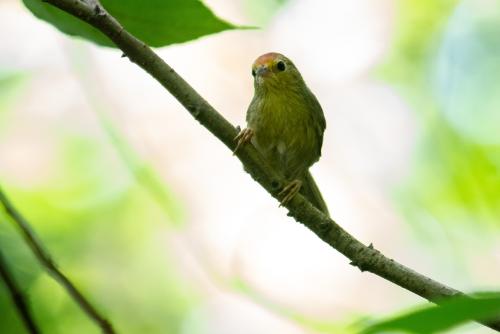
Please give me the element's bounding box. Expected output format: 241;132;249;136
247;92;319;177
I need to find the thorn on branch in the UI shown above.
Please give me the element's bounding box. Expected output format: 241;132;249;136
93;4;106;17
349;260;368;272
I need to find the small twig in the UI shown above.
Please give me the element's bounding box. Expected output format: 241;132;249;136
0;187;116;334
0;247;41;334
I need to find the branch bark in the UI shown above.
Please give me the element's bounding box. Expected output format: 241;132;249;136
0;188;116;334
0;247;41;334
32;0;500;331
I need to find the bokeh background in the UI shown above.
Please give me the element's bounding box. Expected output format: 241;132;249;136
1;0;500;333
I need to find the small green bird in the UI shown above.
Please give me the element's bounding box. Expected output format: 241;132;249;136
234;52;329;215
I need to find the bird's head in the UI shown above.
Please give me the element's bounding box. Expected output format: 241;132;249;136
251;52;304;92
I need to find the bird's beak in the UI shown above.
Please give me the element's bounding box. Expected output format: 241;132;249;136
255;65;271;77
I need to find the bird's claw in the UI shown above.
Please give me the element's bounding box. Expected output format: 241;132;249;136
233;128;254;154
278;179;302;206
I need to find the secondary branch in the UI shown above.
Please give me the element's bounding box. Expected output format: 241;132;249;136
0;247;41;334
0;188;116;334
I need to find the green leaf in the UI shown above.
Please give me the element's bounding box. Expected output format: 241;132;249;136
362;293;500;334
22;0;241;47
22;0;113;46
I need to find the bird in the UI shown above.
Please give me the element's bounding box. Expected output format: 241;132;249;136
234;52;329;215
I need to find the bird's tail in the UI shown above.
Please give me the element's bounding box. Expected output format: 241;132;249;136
300;170;329;216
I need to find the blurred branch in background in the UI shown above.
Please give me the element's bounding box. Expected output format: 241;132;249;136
0;187;116;334
32;0;500;332
65;43;184;226
0;247;40;334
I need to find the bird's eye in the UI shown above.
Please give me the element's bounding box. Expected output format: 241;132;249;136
252;69;256;77
276;61;286;71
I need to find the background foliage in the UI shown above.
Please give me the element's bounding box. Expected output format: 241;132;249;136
1;0;499;333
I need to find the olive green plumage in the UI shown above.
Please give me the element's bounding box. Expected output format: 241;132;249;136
245;52;329;215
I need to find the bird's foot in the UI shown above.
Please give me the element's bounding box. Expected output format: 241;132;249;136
278;179;302;206
233;128;254;154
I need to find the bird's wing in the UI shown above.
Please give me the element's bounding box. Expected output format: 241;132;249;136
305;87;326;157
246;95;260;124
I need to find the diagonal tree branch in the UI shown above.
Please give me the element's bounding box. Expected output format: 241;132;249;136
0;187;116;334
32;0;500;331
0;247;41;334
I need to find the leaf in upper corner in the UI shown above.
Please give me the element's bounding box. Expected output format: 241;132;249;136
22;0;244;47
361;293;500;334
22;0;113;46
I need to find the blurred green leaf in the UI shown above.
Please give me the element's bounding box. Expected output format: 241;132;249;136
0;71;28;133
379;0;500;234
432;0;500;145
64;42;184;227
362;293;500;334
242;0;289;25
95;112;185;226
377;0;459;93
399;118;500;230
22;0;242;47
